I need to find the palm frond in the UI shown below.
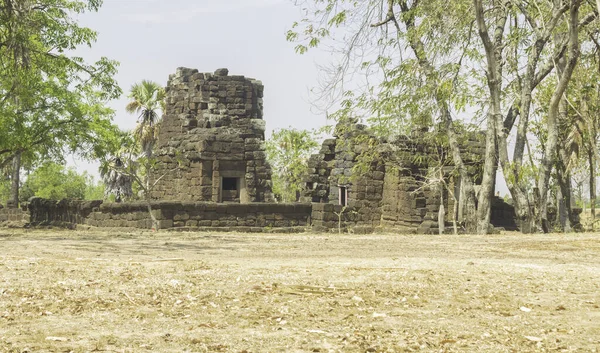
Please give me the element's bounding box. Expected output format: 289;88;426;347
126;80;166;158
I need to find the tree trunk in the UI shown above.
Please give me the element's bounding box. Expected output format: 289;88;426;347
538;4;581;233
7;151;21;208
438;186;445;235
473;0;508;234
499;105;537;233
476;115;497;234
477;1;577;234
451;177;459;235
453;199;458;235
556;185;566;231
555;83;572;232
513;191;536;233
441;109;478;233
146;201;159;231
589;150;596;230
563;175;573;231
556;164;573;232
399;5;479;233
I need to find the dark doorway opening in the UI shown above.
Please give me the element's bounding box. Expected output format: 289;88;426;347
222;177;238;191
222;177;240;202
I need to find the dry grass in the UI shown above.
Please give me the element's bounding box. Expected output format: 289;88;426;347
0;229;599;352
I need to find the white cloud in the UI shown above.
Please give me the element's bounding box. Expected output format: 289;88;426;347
122;0;285;24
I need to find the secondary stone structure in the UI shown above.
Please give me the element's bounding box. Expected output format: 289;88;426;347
151;68;273;203
303;120;511;233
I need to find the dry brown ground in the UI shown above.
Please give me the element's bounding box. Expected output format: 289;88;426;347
0;229;599;353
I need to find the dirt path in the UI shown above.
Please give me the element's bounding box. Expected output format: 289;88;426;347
0;229;599;352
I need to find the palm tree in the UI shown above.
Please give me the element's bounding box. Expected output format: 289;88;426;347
100;156;133;203
125;80;166;159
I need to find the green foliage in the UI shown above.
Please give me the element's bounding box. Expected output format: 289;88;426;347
0;168;9;205
291;0;600;233
266;128;319;202
288;0;482;142
19;162;102;201
126;80;165;158
85;177;106;200
99;81;166;202
0;0;122;169
99;128;184;203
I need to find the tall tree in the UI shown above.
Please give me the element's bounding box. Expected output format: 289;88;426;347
290;0;599;233
473;0;595;232
550;29;600;230
289;0;490;232
0;0;121;207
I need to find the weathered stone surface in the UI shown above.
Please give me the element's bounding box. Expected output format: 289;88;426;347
22;199;313;232
152;68;274;203
302;119;489;233
214;68;229;76
0;206;29;227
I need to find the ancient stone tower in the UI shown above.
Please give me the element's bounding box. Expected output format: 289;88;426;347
152;68;273;203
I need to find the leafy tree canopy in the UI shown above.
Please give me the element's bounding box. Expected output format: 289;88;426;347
0;0;122;169
19;162;104;201
126;80;165;162
266;128;319;202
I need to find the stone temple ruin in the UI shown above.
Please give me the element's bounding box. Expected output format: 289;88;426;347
151;68;273;203
303;121;517;233
14;67;522;233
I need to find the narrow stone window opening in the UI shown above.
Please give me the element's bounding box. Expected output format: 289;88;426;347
339;185;348;207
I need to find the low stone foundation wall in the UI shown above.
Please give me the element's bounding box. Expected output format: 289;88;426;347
490;197;519;231
311;203;350;232
12;197;550;233
86;202;312;231
85;202;154;229
0;206;30;227
28;198;103;228
311;203;375;234
24;199;312;231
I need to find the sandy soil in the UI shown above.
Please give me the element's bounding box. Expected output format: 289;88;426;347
0;229;599;352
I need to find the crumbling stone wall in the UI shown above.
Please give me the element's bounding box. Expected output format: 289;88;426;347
303;123;385;232
25;198;311;232
28;198;102;228
0;204;29;227
311;203;376;234
86;202;311;231
152;68;273;203
303;121;483;233
381;167;443;234
304;138;335;203
378;135;463;234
